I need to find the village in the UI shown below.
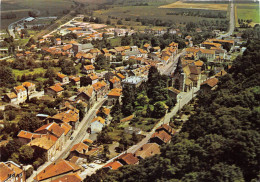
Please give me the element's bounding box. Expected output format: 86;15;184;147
0;11;247;182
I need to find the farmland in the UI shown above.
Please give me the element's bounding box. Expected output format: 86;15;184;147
236;4;260;26
159;1;228;11
1;0;74;29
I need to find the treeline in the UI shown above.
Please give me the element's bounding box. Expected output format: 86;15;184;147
86;39;260;181
166;10;226;19
1;13;17;19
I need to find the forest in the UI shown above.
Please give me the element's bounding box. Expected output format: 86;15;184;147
86;39;260;181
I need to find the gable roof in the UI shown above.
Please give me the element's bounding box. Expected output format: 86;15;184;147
57;73;67;79
35;122;65;138
14;85;26;93
109;76;120;84
156;124;175;135
103;161;123;170
92;81;107;91
6;92;17;99
78;85;94;98
91;117;105;125
70;142;89;154
201;77;219;88
151;130;172;144
194;60;204;67
84;65;95;70
134;143;160;159
49;85;64;93
52;173;82;182
34;159;80;181
107;88;122;97
17;130;44;140
0;162;14;182
117;153;139;165
28;135;57;150
22;82;35;88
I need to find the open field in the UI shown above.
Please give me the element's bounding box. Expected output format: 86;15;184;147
1;0;74;29
93;3;227;30
159;1;228;11
236;4;260;25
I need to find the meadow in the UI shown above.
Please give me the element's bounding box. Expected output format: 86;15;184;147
236;4;260;25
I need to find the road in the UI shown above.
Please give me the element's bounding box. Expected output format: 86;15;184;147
27;98;107;182
82;87;200;179
159;50;186;76
217;0;235;39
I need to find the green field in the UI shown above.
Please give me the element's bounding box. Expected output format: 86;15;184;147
12;67;61;77
236;4;260;24
93;3;227;30
1;0;74;29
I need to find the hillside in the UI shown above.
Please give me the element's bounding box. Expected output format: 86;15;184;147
86;39;260;181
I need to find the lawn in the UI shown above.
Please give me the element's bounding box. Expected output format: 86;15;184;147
12;67;61;77
108;128;132;142
109;37;121;47
236;4;260;25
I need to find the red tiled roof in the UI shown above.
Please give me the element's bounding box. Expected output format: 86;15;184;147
118;153;139;165
0;162;14;182
35;122;65;138
134;143;160;159
103;161;123;170
52;173;82;182
151;130;172;143
107;88;122;97
34;159;80;181
49;85;64;92
70;142;89;154
201;77;219;88
84;65;95;70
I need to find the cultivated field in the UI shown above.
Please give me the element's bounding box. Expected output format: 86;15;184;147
236;4;260;24
1;0;74;29
159;1;228;11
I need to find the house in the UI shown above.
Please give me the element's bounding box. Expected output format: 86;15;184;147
57;73;69;84
62;44;73;55
90;117;105;134
214;69;227;78
70;76;81;88
28;135;58;161
116;73;126;81
17;130;44;145
52;174;82;182
60;122;73;141
171;60;201;92
81;73;99;86
13;85;27;101
47;109;79;130
168;87;181;101
44;84;64;98
55;38;61;45
122;76;144;88
73;43;94;54
134;143;160;160
76;85;96;107
117;153;139;165
69;142;89;159
82;65;95;74
3;92;17;103
155;124;175;136
150;130;172;145
109;76;121;89
200;77;219;93
34;159;81;182
143;43;151;51
93;81;109;100
107;88;122;106
83;139;93;145
197;48;216;62
22;82;36;95
103;161;123;171
0;161;25;182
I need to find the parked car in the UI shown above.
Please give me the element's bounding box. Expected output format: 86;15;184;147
88;164;96;168
82;164;88;169
94;160;101;164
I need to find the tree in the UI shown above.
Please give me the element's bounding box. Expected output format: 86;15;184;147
18;112;42;132
0;65;16;87
19;145;34;163
153;101;167;118
117;20;123;25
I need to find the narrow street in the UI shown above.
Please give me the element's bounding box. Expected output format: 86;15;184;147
27;98;107;182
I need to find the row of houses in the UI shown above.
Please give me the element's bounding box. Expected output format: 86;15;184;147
103;124;175;171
